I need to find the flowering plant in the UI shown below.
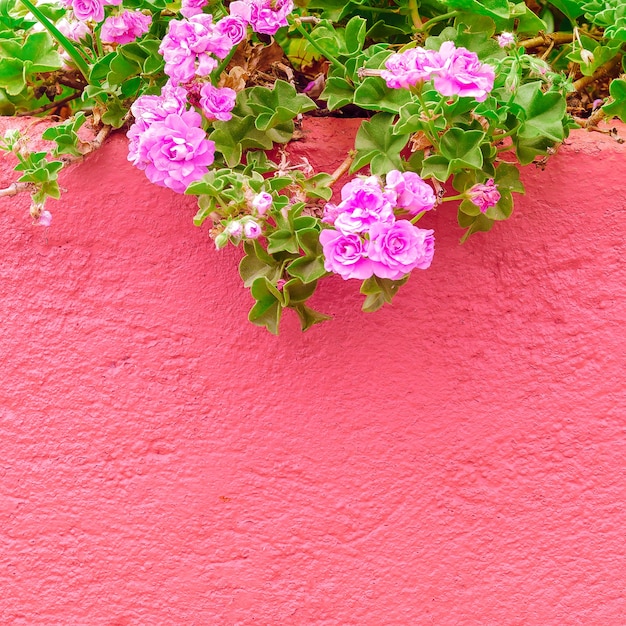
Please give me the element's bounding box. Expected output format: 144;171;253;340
1;0;625;332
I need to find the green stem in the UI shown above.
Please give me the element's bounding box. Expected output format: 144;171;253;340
19;0;91;82
410;210;426;224
414;87;438;147
440;193;465;202
213;45;239;85
419;11;459;31
290;18;347;73
408;0;423;30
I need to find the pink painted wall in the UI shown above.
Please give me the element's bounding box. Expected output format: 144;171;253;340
1;116;625;625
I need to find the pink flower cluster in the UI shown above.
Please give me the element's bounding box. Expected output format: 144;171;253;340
101;10;151;44
230;0;293;36
127;83;215;193
159;14;235;84
320;173;436;281
381;41;495;102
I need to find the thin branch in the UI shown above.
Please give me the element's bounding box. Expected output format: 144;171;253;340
329;151;355;184
519;32;575;50
16;92;82;117
573;54;622;92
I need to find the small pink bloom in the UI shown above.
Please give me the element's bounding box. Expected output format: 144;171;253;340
217;15;248;46
381;47;440;89
199;84;236;121
368;221;435;280
229;0;293;36
385;170;436;215
36;210;53;227
57;17;90;41
244;220;262;239
252;192;273;215
497;32;515;48
226;220;243;237
467;179;501;213
319;229;374;280
101;10;151;44
181;0;208;18
432;42;495;102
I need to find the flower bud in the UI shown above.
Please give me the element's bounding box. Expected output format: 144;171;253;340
225;220;243;238
243;220;262;239
466;179;500;213
2;128;21;153
214;231;229;250
252;192;273;215
580;49;595;66
497;32;515;48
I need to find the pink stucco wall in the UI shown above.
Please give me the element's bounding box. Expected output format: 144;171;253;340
1;116;625;625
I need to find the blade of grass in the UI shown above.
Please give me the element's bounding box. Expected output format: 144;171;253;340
19;0;90;81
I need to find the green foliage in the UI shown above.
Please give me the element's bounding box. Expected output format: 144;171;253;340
3;0;626;332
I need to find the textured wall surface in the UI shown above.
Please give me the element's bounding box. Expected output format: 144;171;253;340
1;117;625;626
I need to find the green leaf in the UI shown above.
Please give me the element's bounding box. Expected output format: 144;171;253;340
248;277;282;335
439;127;485;171
421;155;451;181
0;58;25;95
352;113;410;175
494;161;525;194
516;89;567;143
267;229;299;254
287;255;327;283
22;32;61;71
320;76;355;110
344;15;367;55
18;0;89;80
353;77;413;114
239;241;281;288
603;79;626;122
293;304;332;330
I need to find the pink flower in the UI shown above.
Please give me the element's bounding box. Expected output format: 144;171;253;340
57;17;90;41
497;32;515;48
381;47;440;89
159;15;232;84
244;220;262;239
385;170;436;214
217;15;248;46
326;176;394;234
129;111;215;194
252;192;272;215
199;84;236;121
467;179;501;213
432;42;495;102
70;0;120;22
368;221;435;280
229;0;293;36
181;0;208;18
101;10;151;44
319;230;374;280
35;210;53;227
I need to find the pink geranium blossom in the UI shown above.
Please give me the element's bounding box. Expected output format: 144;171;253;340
129;111;215;193
70;0;121;22
326;176;395;234
433;42;495;102
319;230;374;280
199;84;237;121
467;179;501;213
101;10;151;44
381;47;440;89
229;0;293;36
159;15;232;84
385;170;436;215
181;0;208;18
368;221;435;280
